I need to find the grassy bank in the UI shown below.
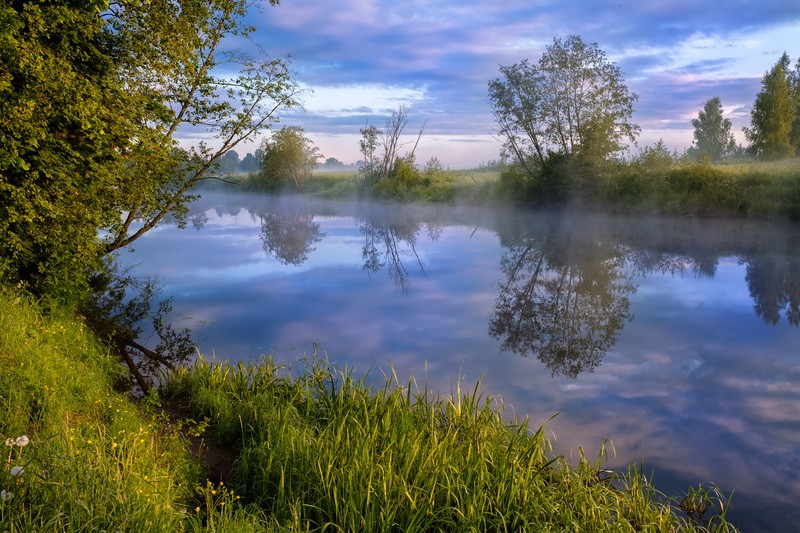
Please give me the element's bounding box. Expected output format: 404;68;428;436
234;158;800;219
0;287;268;531
233;168;502;204
592;158;800;218
1;287;737;531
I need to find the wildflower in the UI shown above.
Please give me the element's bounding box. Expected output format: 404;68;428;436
4;438;13;447
0;490;13;501
14;435;29;447
9;466;24;477
195;506;201;513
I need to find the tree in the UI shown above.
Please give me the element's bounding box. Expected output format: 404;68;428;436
217;150;240;174
690;97;737;161
0;0;300;391
744;53;795;159
358;105;425;189
258;126;321;190
0;1;134;296
102;0;301;254
0;0;300;297
240;152;260;173
489;35;639;172
788;56;800;155
358;123;381;185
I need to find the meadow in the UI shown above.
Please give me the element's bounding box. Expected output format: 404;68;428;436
1;287;738;531
240;157;800;220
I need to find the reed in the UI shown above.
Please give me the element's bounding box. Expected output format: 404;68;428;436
0;286;738;530
161;356;738;532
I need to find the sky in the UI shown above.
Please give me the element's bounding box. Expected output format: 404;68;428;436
194;0;800;168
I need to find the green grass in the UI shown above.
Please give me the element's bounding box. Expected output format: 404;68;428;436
161;356;738;532
242;168;503;204
586;157;800;218
1;285;738;530
0;287;270;531
238;157;800;219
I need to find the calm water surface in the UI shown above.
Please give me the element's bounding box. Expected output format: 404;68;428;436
125;190;800;531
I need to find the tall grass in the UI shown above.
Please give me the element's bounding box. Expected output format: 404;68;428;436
161;356;738;532
594;158;800;218
1;286;738;530
0;287;273;531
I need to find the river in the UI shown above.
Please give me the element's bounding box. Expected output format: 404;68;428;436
122;189;800;531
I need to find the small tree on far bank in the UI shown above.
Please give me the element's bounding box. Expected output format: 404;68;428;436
689;96;738;161
744;53;796;160
358;105;426;190
258;127;322;190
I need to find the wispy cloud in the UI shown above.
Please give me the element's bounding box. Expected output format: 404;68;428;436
225;1;800;166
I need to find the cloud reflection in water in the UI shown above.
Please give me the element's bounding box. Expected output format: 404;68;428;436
122;191;800;531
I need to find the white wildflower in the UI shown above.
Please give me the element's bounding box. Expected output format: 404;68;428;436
9;466;24;477
0;490;13;501
14;435;29;447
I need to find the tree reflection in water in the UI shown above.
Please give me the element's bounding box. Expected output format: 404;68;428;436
743;256;800;326
360;217;441;292
489;233;635;378
256;210;324;266
183;194;800;378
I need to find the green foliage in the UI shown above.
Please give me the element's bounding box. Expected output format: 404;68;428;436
0;2;132;298
0;286;309;531
0;0;299;301
357;106;427;197
0;287;196;530
257;126;321;191
358;123;381;188
161;357;738;532
489;34;639;181
745;53;796;160
690;97;738;161
372;156;424;199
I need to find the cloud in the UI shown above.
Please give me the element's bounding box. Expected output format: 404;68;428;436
220;1;800;164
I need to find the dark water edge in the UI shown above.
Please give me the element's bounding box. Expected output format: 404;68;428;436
126;190;800;531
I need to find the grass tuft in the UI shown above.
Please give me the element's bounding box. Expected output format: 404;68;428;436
161;355;739;532
0;286;739;530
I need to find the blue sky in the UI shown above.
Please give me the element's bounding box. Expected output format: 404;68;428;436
201;1;800;167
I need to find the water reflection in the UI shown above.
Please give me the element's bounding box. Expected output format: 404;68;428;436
489;236;634;378
360;217;441;292
256;210;324;266
743;256;800;326
131;192;800;532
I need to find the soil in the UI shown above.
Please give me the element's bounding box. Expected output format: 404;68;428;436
159;401;237;484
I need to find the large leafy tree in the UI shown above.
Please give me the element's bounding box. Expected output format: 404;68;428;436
744;53;796;159
258;126;322;190
0;0;300;298
488;35;639;171
0;1;132;296
690;96;737;161
1;0;299;390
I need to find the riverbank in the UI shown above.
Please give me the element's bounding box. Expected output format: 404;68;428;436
230;157;800;219
1;287;737;531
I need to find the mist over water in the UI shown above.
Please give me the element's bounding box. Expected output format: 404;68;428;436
125;190;800;531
